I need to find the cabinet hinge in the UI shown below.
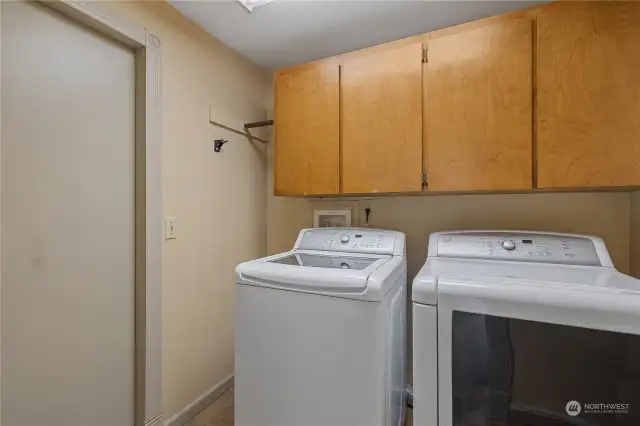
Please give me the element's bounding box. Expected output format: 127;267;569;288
422;46;428;64
422;170;428;188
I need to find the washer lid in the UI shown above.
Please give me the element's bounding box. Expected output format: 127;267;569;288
236;249;402;301
268;253;379;270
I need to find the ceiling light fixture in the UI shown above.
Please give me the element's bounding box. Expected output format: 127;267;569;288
237;0;276;13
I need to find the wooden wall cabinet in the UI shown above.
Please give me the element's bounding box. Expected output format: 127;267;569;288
537;2;640;188
424;19;533;191
341;43;424;194
274;63;340;196
273;1;640;196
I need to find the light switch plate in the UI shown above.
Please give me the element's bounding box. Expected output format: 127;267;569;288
165;217;177;240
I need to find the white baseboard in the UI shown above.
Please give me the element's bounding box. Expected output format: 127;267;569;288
165;374;234;426
145;413;164;426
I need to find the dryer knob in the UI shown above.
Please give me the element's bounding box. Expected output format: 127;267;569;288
502;240;517;251
340;235;350;244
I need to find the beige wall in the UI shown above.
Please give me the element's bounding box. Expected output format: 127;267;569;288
104;1;270;419
268;188;633;279
365;192;632;278
632;192;640;278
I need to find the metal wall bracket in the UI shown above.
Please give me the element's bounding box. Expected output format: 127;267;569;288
214;139;228;153
209;107;273;144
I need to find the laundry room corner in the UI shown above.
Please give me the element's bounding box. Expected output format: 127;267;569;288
265;190;634;380
4;1;640;426
268;192;634;286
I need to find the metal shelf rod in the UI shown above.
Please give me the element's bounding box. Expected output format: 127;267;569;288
244;119;274;129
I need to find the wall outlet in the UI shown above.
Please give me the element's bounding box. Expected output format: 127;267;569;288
165;217;178;240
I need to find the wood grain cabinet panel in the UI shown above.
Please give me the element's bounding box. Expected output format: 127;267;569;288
424;19;533;191
275;63;340;195
537;2;640;188
341;43;423;194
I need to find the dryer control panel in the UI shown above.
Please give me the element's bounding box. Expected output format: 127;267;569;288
295;228;404;256
434;231;603;266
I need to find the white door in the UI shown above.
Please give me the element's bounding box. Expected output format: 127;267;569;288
1;2;136;425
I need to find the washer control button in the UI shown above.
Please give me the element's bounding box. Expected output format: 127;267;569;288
502;240;516;251
502;240;517;251
340;235;351;244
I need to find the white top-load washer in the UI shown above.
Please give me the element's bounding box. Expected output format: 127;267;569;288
412;231;640;426
235;228;407;426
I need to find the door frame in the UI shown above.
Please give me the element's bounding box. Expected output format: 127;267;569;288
0;2;164;425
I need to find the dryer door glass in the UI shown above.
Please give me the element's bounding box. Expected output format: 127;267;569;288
451;311;640;426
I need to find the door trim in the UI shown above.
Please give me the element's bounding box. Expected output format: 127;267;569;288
0;2;163;425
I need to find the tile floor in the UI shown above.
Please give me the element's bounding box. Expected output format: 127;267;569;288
186;389;413;426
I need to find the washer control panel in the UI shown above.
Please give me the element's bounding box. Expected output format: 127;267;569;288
436;232;601;266
296;228;399;255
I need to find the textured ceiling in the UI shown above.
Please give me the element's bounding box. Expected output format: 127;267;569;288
169;0;544;69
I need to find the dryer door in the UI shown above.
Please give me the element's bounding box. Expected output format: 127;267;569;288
437;276;640;426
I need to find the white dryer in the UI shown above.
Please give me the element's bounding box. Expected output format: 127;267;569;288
413;231;640;426
235;228;407;426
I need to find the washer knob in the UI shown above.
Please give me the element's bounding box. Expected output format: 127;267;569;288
502;240;517;251
340;235;350;244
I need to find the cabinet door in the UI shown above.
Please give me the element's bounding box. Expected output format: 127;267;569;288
275;63;339;195
537;2;640;188
341;43;423;194
424;19;533;191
